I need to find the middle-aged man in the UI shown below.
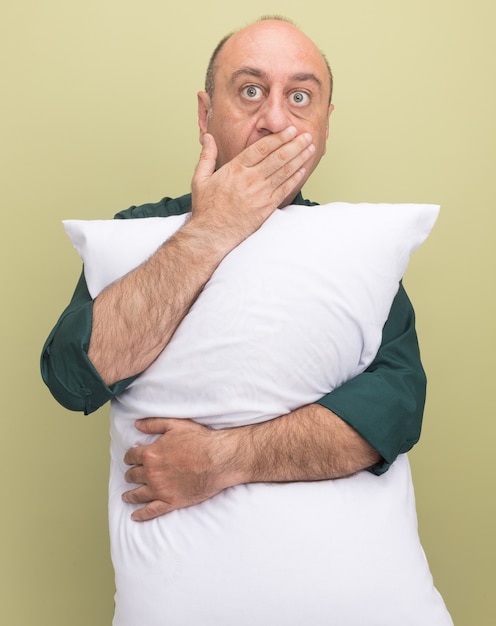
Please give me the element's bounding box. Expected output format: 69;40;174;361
41;17;426;523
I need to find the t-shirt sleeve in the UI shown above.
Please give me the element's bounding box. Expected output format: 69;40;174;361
316;283;426;475
40;271;136;414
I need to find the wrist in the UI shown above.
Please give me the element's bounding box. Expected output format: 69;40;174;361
180;215;241;262
210;426;254;490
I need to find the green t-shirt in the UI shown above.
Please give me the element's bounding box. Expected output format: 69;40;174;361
41;192;426;475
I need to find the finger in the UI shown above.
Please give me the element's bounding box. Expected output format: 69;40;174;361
260;133;315;182
124;464;146;485
122;484;153;505
271;164;308;207
266;141;316;190
134;417;172;434
123;445;145;466
131;500;174;522
238;125;297;167
239;126;313;171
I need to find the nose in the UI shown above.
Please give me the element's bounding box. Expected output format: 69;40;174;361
256;92;292;135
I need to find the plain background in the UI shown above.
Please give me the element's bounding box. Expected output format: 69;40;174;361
1;1;495;624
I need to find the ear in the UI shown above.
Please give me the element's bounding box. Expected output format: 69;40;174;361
197;91;212;143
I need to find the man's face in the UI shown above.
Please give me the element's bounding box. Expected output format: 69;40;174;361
198;20;333;189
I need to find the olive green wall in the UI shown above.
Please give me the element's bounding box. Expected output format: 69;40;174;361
2;1;494;624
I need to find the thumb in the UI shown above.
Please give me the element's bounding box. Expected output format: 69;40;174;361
193;133;218;184
134;417;171;434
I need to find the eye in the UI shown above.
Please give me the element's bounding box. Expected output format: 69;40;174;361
241;85;263;100
289;91;310;106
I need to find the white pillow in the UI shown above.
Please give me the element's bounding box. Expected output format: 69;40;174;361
64;202;452;626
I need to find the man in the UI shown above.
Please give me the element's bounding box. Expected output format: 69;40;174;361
41;17;426;523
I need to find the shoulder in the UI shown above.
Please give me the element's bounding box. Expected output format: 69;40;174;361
113;193;192;219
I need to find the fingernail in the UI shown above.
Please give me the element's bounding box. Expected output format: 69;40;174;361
286;126;297;136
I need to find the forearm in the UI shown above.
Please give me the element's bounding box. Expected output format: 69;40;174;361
124;407;381;521
88;220;233;386
219;404;381;487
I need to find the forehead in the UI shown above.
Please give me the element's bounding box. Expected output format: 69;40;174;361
215;22;329;89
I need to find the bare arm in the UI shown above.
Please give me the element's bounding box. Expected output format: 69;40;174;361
123;405;381;521
88;128;315;385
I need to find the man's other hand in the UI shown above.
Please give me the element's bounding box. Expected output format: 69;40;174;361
122;418;238;522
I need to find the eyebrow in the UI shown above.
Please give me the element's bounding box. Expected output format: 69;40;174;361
230;67;323;90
